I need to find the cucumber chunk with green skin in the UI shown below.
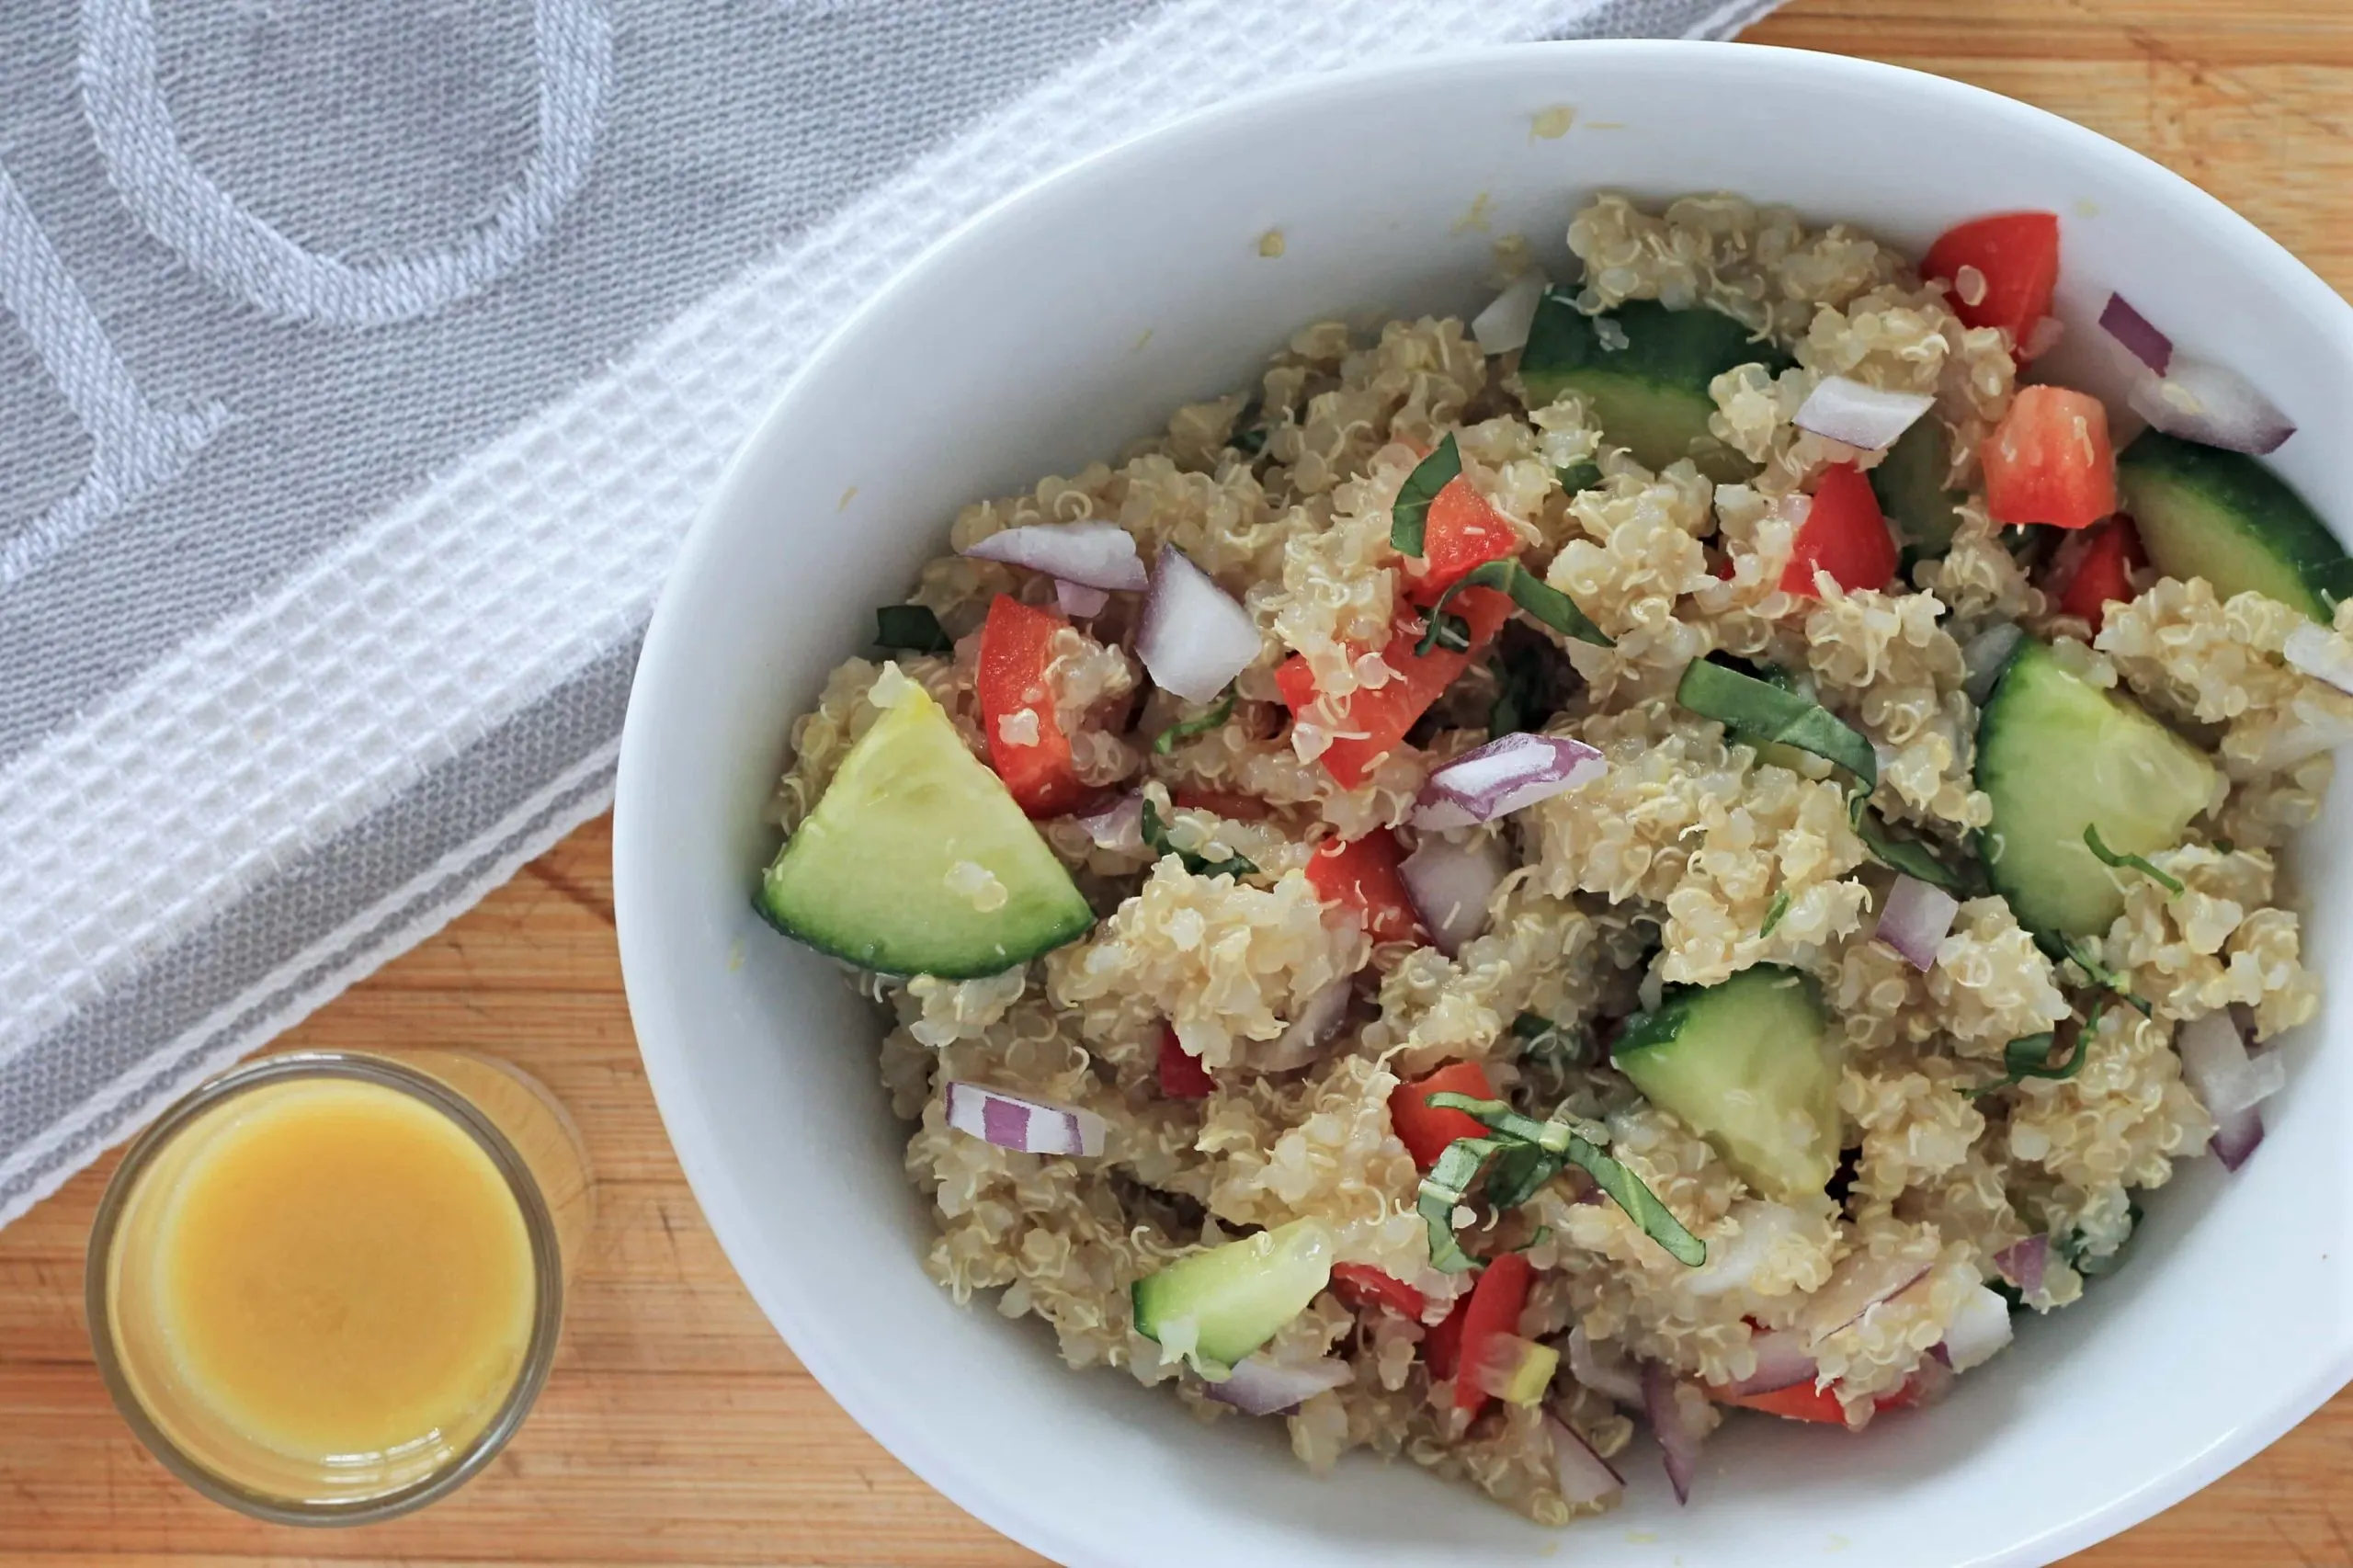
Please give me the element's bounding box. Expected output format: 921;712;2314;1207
758;672;1094;977
1518;295;1787;483
1870;417;1965;556
1611;965;1841;1204
1131;1218;1335;1371
2117;430;2347;621
1976;637;2217;941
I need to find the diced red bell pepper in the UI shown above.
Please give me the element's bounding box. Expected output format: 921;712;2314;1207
1330;1263;1429;1322
1780;462;1897;597
976;595;1090;817
1412;477;1519;601
1156;1024;1216;1099
1981;385;2116;529
1389;1060;1496;1170
1437;1252;1533;1416
1304;830;1422;944
1274;589;1513;788
1169;785;1270;821
2050;516;2145;630
1710;1369;1931;1425
1922;211;2061;349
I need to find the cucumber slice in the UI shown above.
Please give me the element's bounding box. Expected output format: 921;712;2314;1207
1870;417;1964;557
1519;295;1786;483
1976;637;2217;940
1131;1218;1336;1370
758;674;1094;977
2116;430;2348;621
1611;965;1841;1204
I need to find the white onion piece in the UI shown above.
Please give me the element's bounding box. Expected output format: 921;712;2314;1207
1961;622;2025;707
2097;291;2173;376
1641;1360;1703;1506
1200;1355;1351;1416
1398;835;1506;957
2282;623;2353;696
961;521;1149;590
1054;577;1109;618
1938;1285;2015;1374
2127;356;2296;456
1792;375;1935;452
1137;546;1259;702
2211;1103;2266;1172
2177;1009;2288;1124
1994;1235;2048;1298
943;1081;1107;1156
1472;272;1549;357
1801;1251;1935;1346
1072;792;1144;855
1716;1327;1816;1398
1411;732;1608;831
1546;1415;1625;1506
1260;977;1352;1072
1685;1200;1802;1298
1874;875;1961;971
1565;1325;1644;1405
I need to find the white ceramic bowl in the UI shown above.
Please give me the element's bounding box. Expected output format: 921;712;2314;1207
615;40;2353;1568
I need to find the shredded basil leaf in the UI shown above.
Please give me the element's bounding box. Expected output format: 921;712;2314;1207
1152;687;1236;756
1415;557;1611;655
2084;824;2185;895
1390;433;1461;556
1423;609;1472;653
1416;1136;1496;1273
873;603;952;653
1568;1133;1708;1267
1677;658;1878;788
1760;889;1792;938
2063;936;2153;1018
1514;1224;1553;1254
1422;1096;1705;1267
1228;394;1268;457
1850;795;1977;892
2211;836;2235;856
1555;459;1603;494
2000;1004;2101;1086
1140;798;1257;880
1483;1142;1562;1211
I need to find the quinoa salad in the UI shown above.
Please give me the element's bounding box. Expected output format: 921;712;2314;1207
753;193;2348;1524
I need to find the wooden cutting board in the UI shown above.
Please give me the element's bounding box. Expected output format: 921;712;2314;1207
5;2;2350;1560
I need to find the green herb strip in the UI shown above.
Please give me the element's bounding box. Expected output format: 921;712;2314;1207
1849;795;1975;893
1759;889;1792;938
1390;433;1462;557
873;603;952;653
2000;1002;2105;1087
1415;558;1612;657
1424;610;1472;653
1676;659;1877;789
1228;394;1268;457
1555;459;1602;494
1415;1136;1496;1273
2063;936;2154;1018
1140;797;1258;880
1152;687;1236;756
1422;1093;1705;1267
2084;824;2186;895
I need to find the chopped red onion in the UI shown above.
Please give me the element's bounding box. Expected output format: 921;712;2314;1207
942;1081;1108;1156
1685;1199;1801;1298
961;521;1150;590
2211;1103;2265;1172
1260;977;1352;1072
1792;375;1935;452
1641;1360;1703;1506
1715;1327;1815;1398
2097;291;2173;376
2177;1008;2288;1125
1994;1235;2048;1298
1397;835;1506;956
2019;315;2066;362
1200;1355;1351;1416
1874;875;1961;971
1801;1251;1934;1346
1905;1349;1958;1408
1565;1325;1644;1405
2283;623;2353;696
1411;732;1607;831
1546;1415;1626;1506
1472;273;1549;357
1072;791;1144;855
1961;622;2025;707
1054;578;1110;618
1938;1285;2015;1373
2127;356;2296;456
1137;546;1259;702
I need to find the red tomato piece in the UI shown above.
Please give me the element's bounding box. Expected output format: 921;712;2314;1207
1422;1294;1471;1381
2050;516;2146;630
1710;1369;1930;1425
1304;830;1422;944
1388;1060;1496;1170
1273;588;1513;788
1330;1264;1429;1322
1922;211;2061;349
1413;477;1519;601
976;595;1089;817
1446;1252;1534;1416
1169;786;1271;821
1981;385;2117;529
1156;1025;1215;1099
1780;462;1898;597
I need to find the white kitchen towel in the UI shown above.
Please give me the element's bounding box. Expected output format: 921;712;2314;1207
0;0;1785;1228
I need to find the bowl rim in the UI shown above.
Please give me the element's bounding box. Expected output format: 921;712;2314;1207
616;37;2353;1568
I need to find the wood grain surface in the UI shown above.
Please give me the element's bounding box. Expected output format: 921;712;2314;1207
6;0;2351;1561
